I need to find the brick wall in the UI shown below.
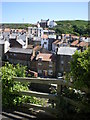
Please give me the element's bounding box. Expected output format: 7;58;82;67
56;55;72;75
36;60;56;77
7;52;32;68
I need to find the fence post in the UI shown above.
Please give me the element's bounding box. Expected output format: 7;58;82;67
56;82;62;118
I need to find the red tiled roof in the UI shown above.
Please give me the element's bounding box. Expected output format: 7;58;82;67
33;45;42;51
71;40;79;46
44;28;48;30
53;40;59;44
62;34;70;36
31;55;35;61
4;28;10;32
71;35;79;39
41;34;48;39
77;41;88;47
0;29;2;32
27;45;34;49
57;41;63;45
36;53;53;62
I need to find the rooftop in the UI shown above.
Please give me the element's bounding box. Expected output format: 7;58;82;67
16;39;25;46
57;47;77;56
83;38;90;43
36;53;53;62
53;40;59;44
0;40;5;44
9;48;32;54
4;28;10;32
43;30;55;33
41;34;48;39
77;41;88;47
71;40;79;46
48;35;56;39
71;35;79;39
62;34;70;37
26;45;34;49
33;45;42;51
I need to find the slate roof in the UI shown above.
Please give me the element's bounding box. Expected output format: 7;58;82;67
0;40;5;44
9;48;32;54
57;47;77;56
83;38;90;43
17;39;25;46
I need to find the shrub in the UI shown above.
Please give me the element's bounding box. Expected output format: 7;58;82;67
0;63;43;108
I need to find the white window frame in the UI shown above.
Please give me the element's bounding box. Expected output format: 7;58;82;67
38;69;42;74
61;60;64;64
38;62;42;66
48;70;53;75
0;56;1;61
14;53;17;56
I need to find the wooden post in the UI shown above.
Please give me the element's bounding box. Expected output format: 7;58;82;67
57;84;61;108
56;83;63;118
57;84;62;96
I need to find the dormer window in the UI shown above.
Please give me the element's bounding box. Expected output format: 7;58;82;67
38;58;42;61
44;42;47;44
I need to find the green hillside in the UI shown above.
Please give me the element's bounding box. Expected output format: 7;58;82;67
0;23;36;30
0;20;89;37
54;20;88;36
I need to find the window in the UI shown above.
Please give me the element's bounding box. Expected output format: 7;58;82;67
40;30;41;34
6;55;8;60
14;54;17;56
31;29;32;34
38;63;42;66
61;55;63;58
38;70;42;74
49;61;53;67
49;61;52;64
49;65;52;68
61;60;64;64
71;56;72;59
48;70;53;75
0;56;1;61
57;44;59;47
58;73;62;77
38;58;42;61
44;42;47;44
61;67;64;72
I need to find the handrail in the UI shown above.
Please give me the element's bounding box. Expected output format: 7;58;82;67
13;77;86;117
13;77;72;87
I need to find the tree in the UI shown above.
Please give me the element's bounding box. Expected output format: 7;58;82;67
0;63;28;108
67;48;90;113
70;48;90;89
0;63;45;108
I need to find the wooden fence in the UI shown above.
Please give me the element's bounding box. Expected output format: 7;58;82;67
13;77;86;117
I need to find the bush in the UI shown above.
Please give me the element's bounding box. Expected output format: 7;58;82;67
65;48;90;113
0;63;43;108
